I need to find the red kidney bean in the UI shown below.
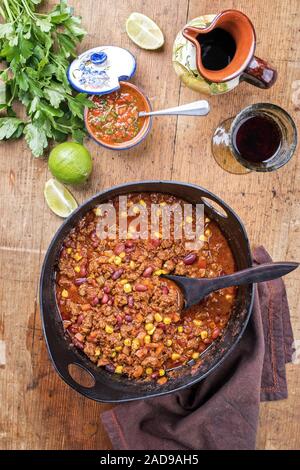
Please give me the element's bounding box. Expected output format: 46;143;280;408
161;286;169;295
125;240;134;248
92;241;99;248
101;293;109;304
80;266;87;277
72;338;84;350
212;328;220;340
203;338;212;345
74;277;87;286
116;315;123;326
112;268;123;281
142;266;153;278
77;314;84;326
105;364;115;373
114;243;125;255
91;296;99;306
135;283;148;292
69;325;78;334
64;240;72;248
151;372;159;379
107;298;114;306
183;253;197;265
157;323;166;332
103;285;110;294
125;315;132;323
150;238;161;248
127;296;134;308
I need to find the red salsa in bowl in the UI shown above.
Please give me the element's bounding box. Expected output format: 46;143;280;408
85;82;152;150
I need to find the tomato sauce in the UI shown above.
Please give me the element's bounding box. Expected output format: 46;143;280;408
87;85;147;145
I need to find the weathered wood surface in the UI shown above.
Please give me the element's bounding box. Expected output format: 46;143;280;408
0;0;299;450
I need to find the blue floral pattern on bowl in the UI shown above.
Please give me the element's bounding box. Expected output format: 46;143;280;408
68;46;137;95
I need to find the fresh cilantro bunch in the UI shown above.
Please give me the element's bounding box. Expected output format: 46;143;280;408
0;0;93;157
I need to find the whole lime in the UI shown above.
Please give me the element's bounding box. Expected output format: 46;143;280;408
48;142;93;185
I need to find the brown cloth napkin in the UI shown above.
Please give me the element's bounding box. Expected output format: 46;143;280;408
101;246;295;450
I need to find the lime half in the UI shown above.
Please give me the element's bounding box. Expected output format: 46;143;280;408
126;12;164;50
44;178;78;218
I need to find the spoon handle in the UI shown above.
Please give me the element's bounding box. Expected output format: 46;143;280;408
203;262;299;295
139;100;210;117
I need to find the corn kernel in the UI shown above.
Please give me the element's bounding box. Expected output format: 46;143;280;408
132;206;140;214
139;199;146;207
199;235;208;242
61;289;68;298
200;330;208;340
74;266;80;273
124;338;132;347
115;365;123;374
145;323;154;332
148;327;156;336
205;228;212;237
132;338;140;350
108;255;115;263
123;283;132;293
95;347;101;356
111;351;116;358
166;339;172;347
185;216;193;223
192;352;200;360
105;325;114;334
95;207;102;216
67;247;72;254
159;369;165;377
193;319;203;327
146;367;153;375
154;313;162;322
74;253;82;262
114;256;122;266
205;217;210;223
163;317;172;325
129;261;136;269
177;326;183;333
119;279;128;285
119;251;126;259
154;269;167;276
144;335;151;344
115;346;122;351
171;353;180;361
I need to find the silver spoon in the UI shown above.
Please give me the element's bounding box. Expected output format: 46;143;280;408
139;100;210;118
162;262;299;310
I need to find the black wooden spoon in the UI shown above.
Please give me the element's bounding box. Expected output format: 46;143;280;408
162;262;299;310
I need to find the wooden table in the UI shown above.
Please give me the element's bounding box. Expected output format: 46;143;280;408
0;0;299;450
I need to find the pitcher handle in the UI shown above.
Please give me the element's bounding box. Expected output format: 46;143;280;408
242;56;277;89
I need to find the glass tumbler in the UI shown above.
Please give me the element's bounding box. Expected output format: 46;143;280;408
212;103;297;174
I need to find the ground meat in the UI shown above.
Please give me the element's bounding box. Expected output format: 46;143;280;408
56;192;237;384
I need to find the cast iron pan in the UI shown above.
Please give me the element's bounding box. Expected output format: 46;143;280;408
39;181;254;403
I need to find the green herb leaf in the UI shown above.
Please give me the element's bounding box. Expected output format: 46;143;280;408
36;18;52;33
24;123;48;157
0;117;24;139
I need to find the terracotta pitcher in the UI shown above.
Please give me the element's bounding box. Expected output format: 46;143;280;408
181;9;277;91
